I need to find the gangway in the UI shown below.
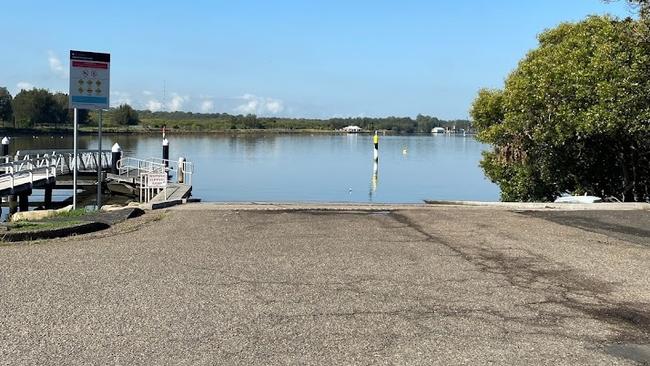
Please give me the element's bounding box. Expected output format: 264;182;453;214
107;157;194;203
0;150;112;196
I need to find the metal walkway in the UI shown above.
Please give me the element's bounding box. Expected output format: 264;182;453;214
0;150;112;196
108;157;194;203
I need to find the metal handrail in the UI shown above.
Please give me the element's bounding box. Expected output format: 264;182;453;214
147;157;193;185
116;157;166;177
138;172;168;203
0;150;113;193
0;155;58;191
147;157;194;174
15;149;112;156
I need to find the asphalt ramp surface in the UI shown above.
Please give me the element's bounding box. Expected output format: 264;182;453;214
0;206;648;364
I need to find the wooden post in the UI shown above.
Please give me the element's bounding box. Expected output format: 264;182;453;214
163;138;170;179
1;137;9;157
44;183;53;209
111;143;121;174
8;195;17;216
163;138;169;168
2;137;10;172
178;157;185;184
18;192;29;212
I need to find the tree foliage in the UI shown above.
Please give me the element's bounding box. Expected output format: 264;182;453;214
136;110;470;133
111;104;139;126
0;87;12;125
5;87;91;127
471;16;650;202
12;88;62;128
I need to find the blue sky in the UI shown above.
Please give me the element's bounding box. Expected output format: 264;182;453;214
1;0;632;119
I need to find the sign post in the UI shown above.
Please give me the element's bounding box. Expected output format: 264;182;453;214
97;110;102;208
69;50;110;210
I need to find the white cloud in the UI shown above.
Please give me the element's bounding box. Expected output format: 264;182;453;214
110;91;132;107
167;93;189;111
146;99;163;112
142;90;153;96
48;51;67;78
16;81;34;91
200;100;214;113
234;94;284;116
265;100;283;114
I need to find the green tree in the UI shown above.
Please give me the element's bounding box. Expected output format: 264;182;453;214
11;88;61;128
471;16;650;202
415;114;433;133
51;93;90;126
111;104;139;126
52;93;70;127
0;87;12;126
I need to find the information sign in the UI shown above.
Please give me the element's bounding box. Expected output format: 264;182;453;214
69;50;110;110
148;173;168;188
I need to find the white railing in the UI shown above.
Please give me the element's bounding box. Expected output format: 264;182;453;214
138;173;167;203
116;157;166;178
0;155;58;192
147;157;194;186
15;150;112;173
0;150;113;194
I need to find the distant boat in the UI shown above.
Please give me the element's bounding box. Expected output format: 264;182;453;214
431;127;445;134
342;125;362;133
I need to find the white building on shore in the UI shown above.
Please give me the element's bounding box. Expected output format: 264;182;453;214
431;127;445;134
342;125;363;133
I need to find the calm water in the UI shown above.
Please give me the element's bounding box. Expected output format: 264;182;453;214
9;133;500;203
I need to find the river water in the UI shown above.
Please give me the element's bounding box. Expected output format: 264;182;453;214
9;133;500;203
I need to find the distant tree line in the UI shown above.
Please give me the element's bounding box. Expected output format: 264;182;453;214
0;86;469;133
0;87;90;128
0;87;140;128
138;110;471;133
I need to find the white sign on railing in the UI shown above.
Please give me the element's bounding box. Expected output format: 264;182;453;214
147;173;168;188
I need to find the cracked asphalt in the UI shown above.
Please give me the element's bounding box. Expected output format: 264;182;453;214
0;205;648;365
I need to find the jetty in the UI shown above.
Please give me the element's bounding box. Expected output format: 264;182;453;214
0;142;194;217
108;155;193;208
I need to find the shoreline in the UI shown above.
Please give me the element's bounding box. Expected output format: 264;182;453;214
0;126;475;137
168;201;650;212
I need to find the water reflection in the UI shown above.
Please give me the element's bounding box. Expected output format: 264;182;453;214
4;133;500;203
369;161;379;201
10;135;90;152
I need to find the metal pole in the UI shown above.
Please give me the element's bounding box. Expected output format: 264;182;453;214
97;110;102;209
73;108;78;210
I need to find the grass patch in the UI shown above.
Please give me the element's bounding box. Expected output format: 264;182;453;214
52;208;91;219
9;221;84;232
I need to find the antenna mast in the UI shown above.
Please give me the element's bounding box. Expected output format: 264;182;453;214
162;80;166;112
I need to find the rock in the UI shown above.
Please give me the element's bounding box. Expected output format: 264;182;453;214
101;203;146;212
10;209;57;222
100;204;124;212
56;205;73;213
10;205;73;222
